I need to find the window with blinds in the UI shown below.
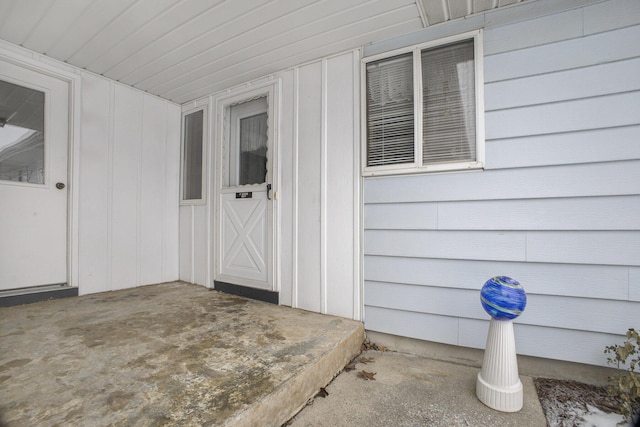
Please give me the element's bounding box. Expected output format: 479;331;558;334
366;53;414;167
364;33;482;175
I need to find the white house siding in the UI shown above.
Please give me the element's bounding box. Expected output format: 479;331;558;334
279;51;361;319
363;0;640;366
0;41;181;296
179;50;361;320
78;72;181;295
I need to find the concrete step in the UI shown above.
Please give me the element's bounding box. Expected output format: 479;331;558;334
228;315;365;426
0;282;364;426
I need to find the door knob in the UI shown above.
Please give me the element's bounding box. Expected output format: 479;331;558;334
56;182;65;190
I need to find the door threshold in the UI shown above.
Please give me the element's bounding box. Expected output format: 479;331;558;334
0;284;78;307
214;281;278;305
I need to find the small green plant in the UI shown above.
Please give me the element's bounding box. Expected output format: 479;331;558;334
604;328;640;424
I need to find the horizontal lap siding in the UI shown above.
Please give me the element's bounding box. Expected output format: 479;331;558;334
363;2;640;366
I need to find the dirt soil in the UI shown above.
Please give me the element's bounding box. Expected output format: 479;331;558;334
534;378;628;427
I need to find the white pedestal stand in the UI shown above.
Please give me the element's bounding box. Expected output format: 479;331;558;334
476;318;523;412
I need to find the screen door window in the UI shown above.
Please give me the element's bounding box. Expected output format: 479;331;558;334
0;80;45;184
227;97;268;187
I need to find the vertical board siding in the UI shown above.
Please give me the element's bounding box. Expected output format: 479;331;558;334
111;85;142;290
78;73;111;295
193;206;208;286
278;69;296;307
140;95;167;285
295;61;323;313
280;51;359;318
164;103;181;282
179;206;193;283
77;71;180;295
325;52;357;318
364;3;640;366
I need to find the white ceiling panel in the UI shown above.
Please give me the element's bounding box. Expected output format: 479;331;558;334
0;0;527;104
448;0;471;19
21;0;95;54
67;0;179;68
143;0;417;97
87;0;226;74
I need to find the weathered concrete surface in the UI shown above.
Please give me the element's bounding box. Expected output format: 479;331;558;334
290;350;547;427
0;282;364;426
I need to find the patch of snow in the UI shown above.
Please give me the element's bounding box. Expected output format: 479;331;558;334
578;405;631;427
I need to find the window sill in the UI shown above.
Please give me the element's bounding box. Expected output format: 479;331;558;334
362;161;484;178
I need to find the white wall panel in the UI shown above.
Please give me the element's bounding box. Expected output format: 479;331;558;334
484;24;640;82
436;196;640;231
458;319;618;366
485;57;640;111
364;256;632;301
483;9;583;55
486;125;640;169
367;281;639;335
78;73;111;295
140;95;167;285
364;161;640;203
526;231;640;266
364;203;438;230
295;61;323;313
193;205;208;286
278;69;296;307
366;196;640;231
111;85;142;290
366;282;484;319
164;103;181;282
486;92;640;140
583;0;640;34
365;306;460;346
364;5;640;367
179;206;193;283
365;230;527;261
73;70;180;294
325;52;357;318
631;268;640;302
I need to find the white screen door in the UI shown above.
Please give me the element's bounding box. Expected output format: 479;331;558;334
0;60;69;291
218;96;273;290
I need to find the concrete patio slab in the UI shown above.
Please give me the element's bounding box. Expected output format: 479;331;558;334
0;282;364;426
289;350;547;427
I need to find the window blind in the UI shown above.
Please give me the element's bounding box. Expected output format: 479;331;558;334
366;53;414;167
421;40;475;164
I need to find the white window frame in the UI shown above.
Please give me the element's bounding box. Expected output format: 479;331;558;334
361;30;485;177
180;104;208;205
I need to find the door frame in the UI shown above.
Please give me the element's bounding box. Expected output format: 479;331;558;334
0;43;82;290
212;79;281;293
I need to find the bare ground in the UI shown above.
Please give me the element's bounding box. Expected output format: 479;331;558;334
534;378;637;427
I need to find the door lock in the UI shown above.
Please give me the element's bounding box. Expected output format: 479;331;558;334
55;182;66;190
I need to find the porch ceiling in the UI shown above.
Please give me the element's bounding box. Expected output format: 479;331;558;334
0;0;526;104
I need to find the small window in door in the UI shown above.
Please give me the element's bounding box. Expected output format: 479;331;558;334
225;97;268;187
181;109;205;201
0;80;45;184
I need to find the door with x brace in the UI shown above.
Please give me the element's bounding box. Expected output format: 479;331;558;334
218;95;273;290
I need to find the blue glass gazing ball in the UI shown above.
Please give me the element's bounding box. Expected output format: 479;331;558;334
480;276;527;320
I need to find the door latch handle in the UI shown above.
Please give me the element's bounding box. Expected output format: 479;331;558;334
266;184;272;200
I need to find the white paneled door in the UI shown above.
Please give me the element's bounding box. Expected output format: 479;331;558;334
0;60;69;291
218;95;274;291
